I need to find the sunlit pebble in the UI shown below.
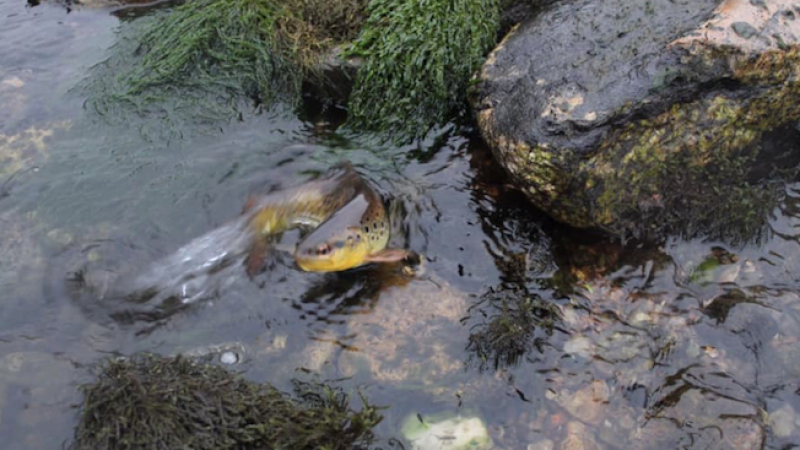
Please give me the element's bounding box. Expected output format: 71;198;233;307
701;346;720;358
741;259;757;273
1;76;24;89
629;311;652;325
220;351;238;364
273;335;287;350
717;264;740;283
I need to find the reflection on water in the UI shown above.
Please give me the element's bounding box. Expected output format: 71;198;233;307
4;0;800;449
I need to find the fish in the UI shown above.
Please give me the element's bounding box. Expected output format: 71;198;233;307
243;162;409;273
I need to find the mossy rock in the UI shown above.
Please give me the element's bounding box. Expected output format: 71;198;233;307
69;353;383;450
471;0;800;239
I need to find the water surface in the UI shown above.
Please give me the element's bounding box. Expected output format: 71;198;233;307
2;1;800;449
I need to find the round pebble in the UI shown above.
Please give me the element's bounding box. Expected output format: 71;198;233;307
220;351;239;365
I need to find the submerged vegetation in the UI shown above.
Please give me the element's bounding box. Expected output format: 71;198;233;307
69;354;383;450
86;0;367;125
466;286;560;371
85;0;501;139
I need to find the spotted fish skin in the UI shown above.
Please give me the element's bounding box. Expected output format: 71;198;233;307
244;162;407;273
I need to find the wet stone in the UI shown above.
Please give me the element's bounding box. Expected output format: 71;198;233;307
563;335;594;359
219;351;239;365
732;21;760;39
560;421;600;450
557;380;611;426
528;438;554;450
770;403;797;437
471;0;800;237
400;411;493;450
749;0;766;8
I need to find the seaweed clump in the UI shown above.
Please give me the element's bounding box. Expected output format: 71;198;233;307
69;353;383;450
346;0;500;140
88;0;504;140
465;286;560;371
87;0;368;124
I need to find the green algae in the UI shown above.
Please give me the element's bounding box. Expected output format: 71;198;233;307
83;0;368;133
69;353;383;450
585;48;800;240
84;0;504;141
344;0;500;140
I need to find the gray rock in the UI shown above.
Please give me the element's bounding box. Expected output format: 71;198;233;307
471;0;800;237
770;403;796;437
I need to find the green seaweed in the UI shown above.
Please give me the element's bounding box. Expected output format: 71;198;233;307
83;0;368;133
69;353;383;450
345;0;500;140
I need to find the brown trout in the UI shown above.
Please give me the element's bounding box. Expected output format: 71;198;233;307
243;162;408;273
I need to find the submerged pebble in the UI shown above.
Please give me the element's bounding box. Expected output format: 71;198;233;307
401;411;493;450
528;438;554;450
731;22;759;39
219;351;238;365
770;403;797;437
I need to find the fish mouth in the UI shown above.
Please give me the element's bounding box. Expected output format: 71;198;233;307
294;254;363;272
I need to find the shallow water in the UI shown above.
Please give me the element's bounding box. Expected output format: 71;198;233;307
3;1;800;449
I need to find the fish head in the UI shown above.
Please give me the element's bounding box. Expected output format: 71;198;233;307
294;194;375;272
294;225;372;272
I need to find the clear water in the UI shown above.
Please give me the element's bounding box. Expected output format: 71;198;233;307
2;1;800;449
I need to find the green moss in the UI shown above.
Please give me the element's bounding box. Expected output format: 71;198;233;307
587;49;800;241
345;0;500;140
69;353;383;450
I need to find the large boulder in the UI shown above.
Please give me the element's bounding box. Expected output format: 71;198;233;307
471;0;800;237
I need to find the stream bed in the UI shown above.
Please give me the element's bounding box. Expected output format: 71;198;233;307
2;1;800;449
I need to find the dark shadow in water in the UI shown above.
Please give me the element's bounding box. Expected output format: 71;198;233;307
457;136;565;371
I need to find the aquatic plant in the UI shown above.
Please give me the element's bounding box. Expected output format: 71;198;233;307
86;0;505;140
466;286;559;371
85;0;368;128
69;353;383;450
346;0;500;140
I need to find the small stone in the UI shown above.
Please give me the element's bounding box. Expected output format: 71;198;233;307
702;346;720;358
273;335;287;349
686;341;701;359
528;438;554;450
1;76;24;89
731;22;759;39
219;351;238;365
401;412;493;450
561;380;610;425
717;264;741;283
770;404;796;437
45;229;74;250
564;335;594;359
749;0;766;9
87;249;102;262
630;311;652;325
560;421;599;450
